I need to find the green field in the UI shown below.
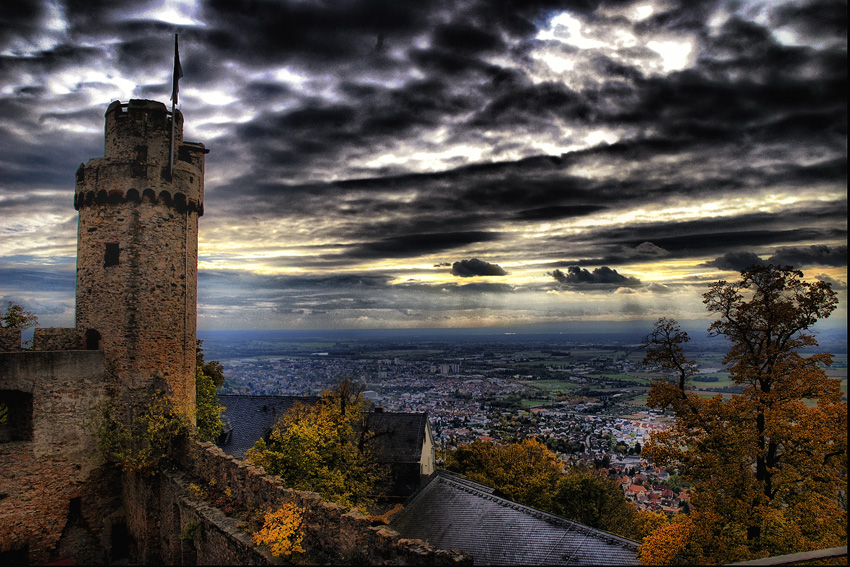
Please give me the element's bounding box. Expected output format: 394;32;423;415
584;373;649;384
522;380;579;395
520;398;554;409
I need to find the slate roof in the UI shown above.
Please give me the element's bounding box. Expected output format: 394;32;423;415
390;471;639;566
216;394;319;458
362;411;429;463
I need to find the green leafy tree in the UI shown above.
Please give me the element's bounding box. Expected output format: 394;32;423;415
640;266;846;564
196;339;225;387
1;301;38;329
246;381;388;512
195;341;225;441
91;391;188;476
195;367;225;441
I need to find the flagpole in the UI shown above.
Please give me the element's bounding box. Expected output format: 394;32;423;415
169;34;180;180
170;101;176;180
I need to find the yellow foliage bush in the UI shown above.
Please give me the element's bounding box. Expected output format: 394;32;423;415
252;503;306;557
187;483;205;500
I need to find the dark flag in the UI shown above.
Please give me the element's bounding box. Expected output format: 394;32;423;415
169;34;183;179
171;34;183;105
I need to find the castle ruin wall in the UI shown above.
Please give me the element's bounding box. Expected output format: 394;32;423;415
33;328;83;351
170;440;472;565
0;328;21;352
0;350;120;564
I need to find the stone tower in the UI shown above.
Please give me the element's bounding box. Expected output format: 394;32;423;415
74;99;208;417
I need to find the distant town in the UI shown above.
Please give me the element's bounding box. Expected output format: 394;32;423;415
202;327;847;517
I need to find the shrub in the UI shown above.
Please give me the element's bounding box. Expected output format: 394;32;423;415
252;503;306;557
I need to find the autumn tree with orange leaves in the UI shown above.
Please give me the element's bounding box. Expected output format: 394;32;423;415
638;266;846;565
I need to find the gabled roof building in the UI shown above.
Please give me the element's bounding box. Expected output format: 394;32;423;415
391;471;639;566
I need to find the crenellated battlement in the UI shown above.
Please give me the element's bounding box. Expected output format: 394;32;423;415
104;99;181;161
75;99;207;215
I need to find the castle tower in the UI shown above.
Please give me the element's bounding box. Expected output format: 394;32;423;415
74;99;208;418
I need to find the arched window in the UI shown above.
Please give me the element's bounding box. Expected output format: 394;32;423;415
85;329;102;350
0;390;33;442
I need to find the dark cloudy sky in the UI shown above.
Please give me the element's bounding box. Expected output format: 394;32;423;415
0;0;846;331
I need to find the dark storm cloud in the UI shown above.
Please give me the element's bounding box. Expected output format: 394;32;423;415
0;0;847;330
212;137;845;242
199;270;394;291
622;20;847;144
549;266;641;287
701;251;766;272
513;205;607;221
347;232;501;259
572;206;847;254
202;0;441;67
451;259;508;278
769;245;847;268
772;0;847;41
702;245;847;272
0;0;47;49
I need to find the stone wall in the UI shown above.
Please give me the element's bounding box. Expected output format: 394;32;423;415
173;440;471;565
32;328;82;351
163;471;277;565
0;350;119;564
0;327;21;352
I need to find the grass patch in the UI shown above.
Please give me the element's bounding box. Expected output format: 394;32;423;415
520;398;553;409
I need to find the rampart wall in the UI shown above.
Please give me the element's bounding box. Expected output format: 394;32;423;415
32;328;82;351
170;440;472;565
0;327;21;351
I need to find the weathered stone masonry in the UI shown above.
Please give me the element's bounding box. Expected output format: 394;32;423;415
168;440;471;565
75;99;207;418
0;351;117;564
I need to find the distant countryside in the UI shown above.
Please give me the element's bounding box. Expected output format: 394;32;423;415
200;324;847;517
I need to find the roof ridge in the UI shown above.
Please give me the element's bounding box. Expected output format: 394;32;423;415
432;471;639;551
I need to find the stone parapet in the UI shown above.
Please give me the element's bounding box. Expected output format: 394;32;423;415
174;440;472;565
0;327;21;351
74;99;207;216
32;328;82;351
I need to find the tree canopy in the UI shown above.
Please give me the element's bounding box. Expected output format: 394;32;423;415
246;381;388;512
1;301;38;329
639;266;846;565
195;340;225;441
